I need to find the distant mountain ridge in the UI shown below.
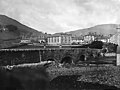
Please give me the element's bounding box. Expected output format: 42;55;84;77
66;24;118;37
0;15;44;48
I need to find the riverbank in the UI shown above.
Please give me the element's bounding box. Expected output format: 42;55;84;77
49;75;119;90
47;65;120;89
0;63;120;90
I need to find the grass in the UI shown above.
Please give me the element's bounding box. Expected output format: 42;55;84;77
1;63;120;89
47;65;120;88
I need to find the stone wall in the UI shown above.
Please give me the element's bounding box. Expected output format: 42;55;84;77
0;50;40;66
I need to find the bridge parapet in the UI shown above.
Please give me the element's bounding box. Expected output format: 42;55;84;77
0;48;101;66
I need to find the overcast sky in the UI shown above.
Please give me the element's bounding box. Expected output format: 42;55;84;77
0;0;120;34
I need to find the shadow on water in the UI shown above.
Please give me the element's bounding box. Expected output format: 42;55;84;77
49;75;119;90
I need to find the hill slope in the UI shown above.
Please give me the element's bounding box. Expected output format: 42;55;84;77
0;15;44;48
67;24;118;36
0;15;44;36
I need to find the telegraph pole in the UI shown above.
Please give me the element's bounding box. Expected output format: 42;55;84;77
117;24;120;65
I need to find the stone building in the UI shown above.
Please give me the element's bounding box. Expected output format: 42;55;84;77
83;33;95;44
47;33;72;45
71;36;84;44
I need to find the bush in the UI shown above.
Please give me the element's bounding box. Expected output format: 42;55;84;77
104;43;118;53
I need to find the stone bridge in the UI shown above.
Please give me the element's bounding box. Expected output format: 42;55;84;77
0;48;101;66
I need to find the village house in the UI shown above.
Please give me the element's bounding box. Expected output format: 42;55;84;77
20;39;31;44
83;32;111;44
96;34;111;43
83;32;96;44
71;36;84;45
96;36;110;43
109;34;118;44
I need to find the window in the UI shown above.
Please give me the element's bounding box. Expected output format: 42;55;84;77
51;37;53;42
57;37;59;42
48;38;49;43
54;37;56;42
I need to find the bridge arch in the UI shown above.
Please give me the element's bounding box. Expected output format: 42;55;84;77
79;54;86;61
60;56;72;64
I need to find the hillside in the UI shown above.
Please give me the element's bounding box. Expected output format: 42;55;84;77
0;15;44;36
0;15;44;48
67;24;118;37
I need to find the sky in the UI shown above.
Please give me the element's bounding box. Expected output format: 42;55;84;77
0;0;120;34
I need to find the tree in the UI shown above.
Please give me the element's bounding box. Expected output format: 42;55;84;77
89;41;103;49
71;41;103;49
6;25;20;36
6;25;18;32
104;43;118;53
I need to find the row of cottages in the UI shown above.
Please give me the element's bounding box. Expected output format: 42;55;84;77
47;33;72;45
83;32;111;44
